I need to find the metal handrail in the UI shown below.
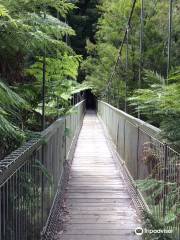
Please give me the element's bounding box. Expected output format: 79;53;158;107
0;100;86;240
98;100;180;238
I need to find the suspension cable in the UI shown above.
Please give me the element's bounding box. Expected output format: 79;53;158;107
138;0;144;90
167;0;173;80
125;26;129;113
103;0;137;100
138;0;144;118
42;5;46;130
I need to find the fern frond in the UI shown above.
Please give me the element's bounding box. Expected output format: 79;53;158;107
0;81;27;108
0;114;24;138
0;4;10;18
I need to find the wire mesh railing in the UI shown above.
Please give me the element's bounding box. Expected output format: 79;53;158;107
0;100;85;240
98;100;180;239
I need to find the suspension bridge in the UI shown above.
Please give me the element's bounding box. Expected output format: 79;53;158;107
0;0;179;239
0;99;179;240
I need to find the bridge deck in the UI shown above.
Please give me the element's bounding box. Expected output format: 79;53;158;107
60;111;141;240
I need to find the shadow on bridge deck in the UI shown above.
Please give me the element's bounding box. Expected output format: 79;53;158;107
58;111;142;240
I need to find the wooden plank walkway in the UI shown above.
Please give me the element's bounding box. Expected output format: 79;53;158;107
61;111;142;240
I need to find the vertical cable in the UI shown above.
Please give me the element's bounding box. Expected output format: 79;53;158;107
167;0;173;80
101;0;137;101
56;11;60;118
163;144;168;218
42;6;46;130
125;27;129;113
114;58;121;108
138;0;144;118
41;5;47;230
112;73;117;106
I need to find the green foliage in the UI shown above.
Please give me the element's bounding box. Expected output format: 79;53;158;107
137;177;180;239
83;0;180;147
129;69;180;147
83;0;141;97
34;159;53;185
25;54;89;117
0;4;11;18
67;0;100;57
0;79;28;159
6;160;53;238
143;211;175;240
0;80;27;138
0;0;89;159
0;0;75;60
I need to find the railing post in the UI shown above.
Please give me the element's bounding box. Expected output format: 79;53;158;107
65;118;67;161
41;145;45;228
136;126;140;179
123;120;126;161
0;189;1;240
116;121;120;150
163;143;168;218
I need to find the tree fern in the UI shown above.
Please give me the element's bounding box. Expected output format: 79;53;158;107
0;0;87;160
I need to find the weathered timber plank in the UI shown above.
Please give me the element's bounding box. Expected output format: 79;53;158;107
66;202;134;207
63;229;137;235
65;198;132;203
65;215;139;222
66;218;139;224
67;188;127;192
66;193;130;199
64;223;140;230
68;211;137;216
66;206;136;211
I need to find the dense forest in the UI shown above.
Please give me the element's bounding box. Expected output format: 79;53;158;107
0;0;89;159
1;0;179;158
82;0;180;149
0;1;180;240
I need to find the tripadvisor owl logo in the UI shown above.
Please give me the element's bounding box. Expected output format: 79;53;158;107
135;227;173;235
135;227;144;236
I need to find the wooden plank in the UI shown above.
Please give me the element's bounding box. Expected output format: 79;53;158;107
73;157;113;160
65;215;139;223
67;190;128;194
66;193;130;199
63;229;137;235
65;198;132;203
66;207;136;211
66;202;134;207
69;179;123;182
69;178;123;182
68;180;124;184
71;167;117;170
67;188;127;192
69;176;123;179
66;219;139;225
64;224;140;230
68;211;137;216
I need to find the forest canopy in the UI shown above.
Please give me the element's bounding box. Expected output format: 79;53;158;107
0;2;179;239
82;0;180;149
0;0;89;159
0;0;180;158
